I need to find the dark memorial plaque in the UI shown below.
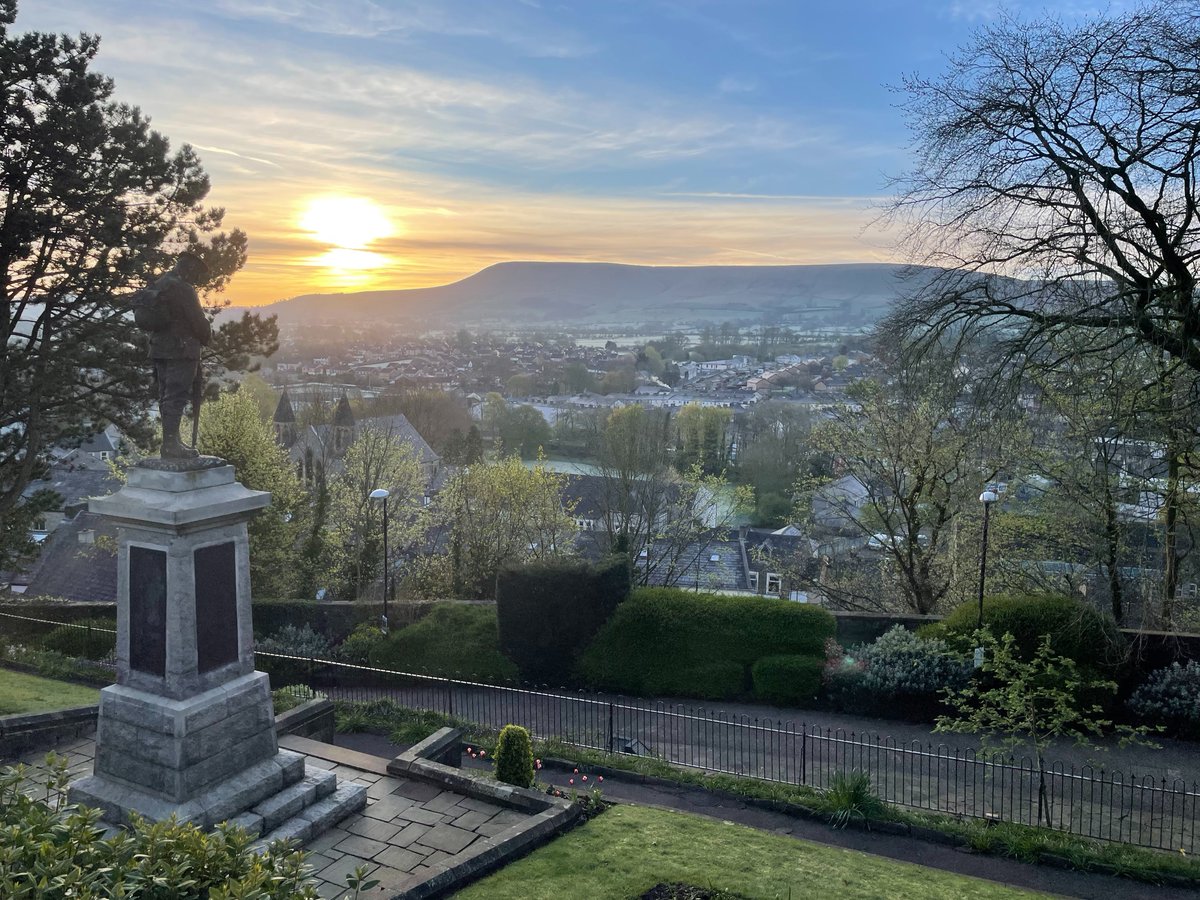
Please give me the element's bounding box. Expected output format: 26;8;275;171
195;542;238;672
129;546;167;676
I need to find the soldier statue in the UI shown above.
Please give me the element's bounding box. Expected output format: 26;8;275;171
137;252;212;459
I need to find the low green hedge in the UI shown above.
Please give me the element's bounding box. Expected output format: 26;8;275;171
751;655;823;707
578;588;835;702
369;603;519;685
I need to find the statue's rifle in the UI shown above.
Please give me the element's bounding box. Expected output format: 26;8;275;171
190;361;204;449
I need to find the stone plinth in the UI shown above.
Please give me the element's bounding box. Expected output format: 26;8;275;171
70;461;328;830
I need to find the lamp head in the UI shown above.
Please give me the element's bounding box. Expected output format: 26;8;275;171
979;490;999;504
370;488;390;500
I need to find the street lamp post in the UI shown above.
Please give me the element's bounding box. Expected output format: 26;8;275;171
977;489;998;631
370;488;390;634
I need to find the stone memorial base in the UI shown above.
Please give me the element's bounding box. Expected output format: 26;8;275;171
68;458;366;841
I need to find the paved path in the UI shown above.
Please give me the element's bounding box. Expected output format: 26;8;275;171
335;732;1198;900
314;676;1200;784
10;736;542;900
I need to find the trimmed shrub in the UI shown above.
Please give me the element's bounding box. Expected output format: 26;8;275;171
578;588;835;700
40;618;116;660
1127;661;1200;736
645;661;747;702
370;603;519;685
938;593;1126;675
334;623;386;665
497;555;630;685
751;655;824;707
493;724;535;788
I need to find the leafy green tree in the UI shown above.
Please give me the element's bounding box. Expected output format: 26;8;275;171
419;456;576;600
936;629;1151;827
497;405;551;459
319;424;427;600
562;361;595;394
675;403;732;476
371;388;471;455
506;374;536;397
198;391;304;598
0;1;275;546
236;373;279;423
598;367;636;395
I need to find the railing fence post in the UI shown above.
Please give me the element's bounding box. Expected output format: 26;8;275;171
801;724;807;786
607;702;615;753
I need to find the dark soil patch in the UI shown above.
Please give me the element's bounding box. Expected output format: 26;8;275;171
637;883;751;900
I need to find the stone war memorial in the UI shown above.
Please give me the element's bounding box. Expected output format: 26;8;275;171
68;452;366;838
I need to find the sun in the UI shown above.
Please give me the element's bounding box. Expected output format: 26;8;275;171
299;196;393;249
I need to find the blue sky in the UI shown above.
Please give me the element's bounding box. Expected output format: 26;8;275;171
19;0;1118;304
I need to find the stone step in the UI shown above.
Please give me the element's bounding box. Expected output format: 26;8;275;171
250;781;367;854
251;770;336;833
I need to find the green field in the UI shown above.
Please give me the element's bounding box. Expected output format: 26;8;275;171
452;804;1048;900
0;667;99;716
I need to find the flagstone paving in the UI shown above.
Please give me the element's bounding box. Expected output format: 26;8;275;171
7;734;546;899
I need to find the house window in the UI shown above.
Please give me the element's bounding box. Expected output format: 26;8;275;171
766;573;782;595
748;571;759;591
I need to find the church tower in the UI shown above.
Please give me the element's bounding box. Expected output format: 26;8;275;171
332;392;356;453
273;389;297;446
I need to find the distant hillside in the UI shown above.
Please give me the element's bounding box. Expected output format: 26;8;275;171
238;261;944;328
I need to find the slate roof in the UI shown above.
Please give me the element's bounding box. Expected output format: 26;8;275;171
22;462;122;514
77;431;118;454
366;414;439;466
16;511;118;602
639;535;747;591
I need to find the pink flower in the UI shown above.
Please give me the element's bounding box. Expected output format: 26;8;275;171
535;758;541;765
582;776;588;782
568;778;574;785
536;761;542;769
573;768;579;774
597;776;603;783
466;747;472;753
480;750;487;757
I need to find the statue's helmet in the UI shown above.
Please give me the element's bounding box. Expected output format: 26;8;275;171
177;251;210;280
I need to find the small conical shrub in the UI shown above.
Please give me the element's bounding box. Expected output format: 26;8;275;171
493;724;534;788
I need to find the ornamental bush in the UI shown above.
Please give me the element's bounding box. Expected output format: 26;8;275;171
578;588;835;700
369;603;519;685
41;618;116;660
257;623;332;658
1127;662;1200;735
751;655;824;707
938;593;1126;676
334;622;386;665
0;754;322;899
493;724;535;788
859;626;971;718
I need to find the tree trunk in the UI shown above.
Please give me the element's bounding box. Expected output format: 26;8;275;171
1101;483;1124;624
1163;444;1181;627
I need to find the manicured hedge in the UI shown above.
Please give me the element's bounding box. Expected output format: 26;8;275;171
645;661;746;702
937;593;1126;675
751;655;824;707
496;555;630;685
41;618;116;660
369;603;519;684
578;588;834;701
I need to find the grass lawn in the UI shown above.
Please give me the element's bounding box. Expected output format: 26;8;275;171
0;667;99;716
452;805;1048;900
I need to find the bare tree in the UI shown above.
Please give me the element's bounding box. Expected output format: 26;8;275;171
883;4;1200;373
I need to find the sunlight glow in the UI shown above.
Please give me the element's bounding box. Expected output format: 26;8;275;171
299;196;394;249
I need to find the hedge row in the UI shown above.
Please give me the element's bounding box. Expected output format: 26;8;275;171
370;603;519;685
496;555;630;685
578;588;834;701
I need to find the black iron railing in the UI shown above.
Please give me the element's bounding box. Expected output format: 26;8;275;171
1;611;1195;853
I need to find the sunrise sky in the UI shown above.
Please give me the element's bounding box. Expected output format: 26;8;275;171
22;1;1112;307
